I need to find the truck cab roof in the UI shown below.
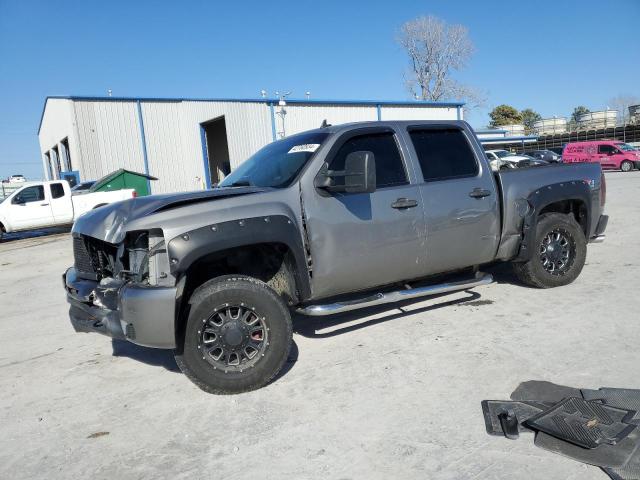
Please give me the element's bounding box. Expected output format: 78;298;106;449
319;119;468;134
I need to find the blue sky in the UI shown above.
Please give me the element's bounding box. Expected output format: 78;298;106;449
1;0;638;180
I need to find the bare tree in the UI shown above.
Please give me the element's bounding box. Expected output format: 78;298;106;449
607;94;640;125
398;15;482;107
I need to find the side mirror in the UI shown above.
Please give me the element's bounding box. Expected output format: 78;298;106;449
315;151;376;194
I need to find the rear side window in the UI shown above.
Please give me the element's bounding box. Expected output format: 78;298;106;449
329;132;408;188
50;183;65;199
409;128;479;182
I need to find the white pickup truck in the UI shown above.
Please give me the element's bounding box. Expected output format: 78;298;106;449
0;180;135;240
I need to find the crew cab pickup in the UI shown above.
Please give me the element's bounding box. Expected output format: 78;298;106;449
62;121;608;394
0;180;135;240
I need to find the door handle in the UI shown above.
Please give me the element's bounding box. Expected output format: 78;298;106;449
40;203;50;206
391;198;418;209
468;188;491;199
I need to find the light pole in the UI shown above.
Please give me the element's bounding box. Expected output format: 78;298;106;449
276;91;291;139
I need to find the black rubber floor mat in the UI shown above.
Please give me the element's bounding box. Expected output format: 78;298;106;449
524;397;637;449
510;380;583;403
604;465;640;479
604;463;640;480
582;389;640;423
603;444;640;480
535;429;640;468
482;400;554;438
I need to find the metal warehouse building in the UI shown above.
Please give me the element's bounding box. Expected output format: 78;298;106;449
38;96;464;194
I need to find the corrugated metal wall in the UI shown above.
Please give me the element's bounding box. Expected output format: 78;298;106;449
38;98;79;180
72;101;145;181
139;101;195;193
278;104;378;136
183;100;273;170
39;98;462;193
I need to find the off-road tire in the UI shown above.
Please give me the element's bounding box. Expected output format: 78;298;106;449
621;160;633;172
512;213;587;288
175;275;292;394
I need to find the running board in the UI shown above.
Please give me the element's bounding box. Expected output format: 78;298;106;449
297;273;493;316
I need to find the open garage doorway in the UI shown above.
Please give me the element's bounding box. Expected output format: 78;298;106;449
201;116;231;187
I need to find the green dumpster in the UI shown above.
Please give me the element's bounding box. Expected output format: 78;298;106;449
89;169;157;197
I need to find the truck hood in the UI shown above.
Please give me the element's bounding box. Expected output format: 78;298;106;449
72;186;269;244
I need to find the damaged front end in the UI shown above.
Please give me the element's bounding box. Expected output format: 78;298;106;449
63;229;178;349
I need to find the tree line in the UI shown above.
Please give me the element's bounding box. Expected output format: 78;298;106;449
488;105;593;133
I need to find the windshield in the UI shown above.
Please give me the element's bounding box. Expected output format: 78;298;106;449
73;181;95;191
218;132;330;188
0;185;22;204
616;143;637;151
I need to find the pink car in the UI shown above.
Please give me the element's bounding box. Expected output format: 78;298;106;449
563;140;640;172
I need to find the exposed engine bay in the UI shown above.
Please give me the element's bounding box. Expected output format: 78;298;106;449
72;229;171;287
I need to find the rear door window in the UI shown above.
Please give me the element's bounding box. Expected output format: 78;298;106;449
50;183;65;199
409;128;479;182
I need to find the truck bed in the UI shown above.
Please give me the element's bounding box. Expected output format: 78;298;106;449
494;162;604;261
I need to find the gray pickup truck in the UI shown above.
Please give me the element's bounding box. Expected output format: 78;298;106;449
63;121;608;394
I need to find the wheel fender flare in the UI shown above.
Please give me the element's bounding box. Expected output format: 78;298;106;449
166;215;311;299
514;181;592;262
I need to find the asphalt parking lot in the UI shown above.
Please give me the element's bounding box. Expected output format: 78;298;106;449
1;171;638;480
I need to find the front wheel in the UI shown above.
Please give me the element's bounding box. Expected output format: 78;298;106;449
621;160;633;172
512;213;587;288
175;275;292;394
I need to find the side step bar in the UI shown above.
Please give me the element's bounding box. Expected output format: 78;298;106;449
297;273;493;316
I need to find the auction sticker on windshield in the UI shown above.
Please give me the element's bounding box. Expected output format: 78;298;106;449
288;144;321;154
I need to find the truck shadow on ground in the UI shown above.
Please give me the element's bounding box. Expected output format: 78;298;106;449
0;226;70;243
484;262;523;286
109;338;300;381
109;267;514;379
111;339;181;372
293;290;482;339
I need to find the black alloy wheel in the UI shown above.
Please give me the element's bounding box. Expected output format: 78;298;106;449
197;303;268;373
539;228;576;276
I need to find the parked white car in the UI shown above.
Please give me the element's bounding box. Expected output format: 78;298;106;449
0;180;135;240
485;149;532;171
8;175;26;183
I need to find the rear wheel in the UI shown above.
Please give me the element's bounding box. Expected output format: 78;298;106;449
621;160;633;172
175;275;292;394
512;213;587;288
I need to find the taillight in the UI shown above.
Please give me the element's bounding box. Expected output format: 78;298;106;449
132;191;137;198
600;172;606;207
